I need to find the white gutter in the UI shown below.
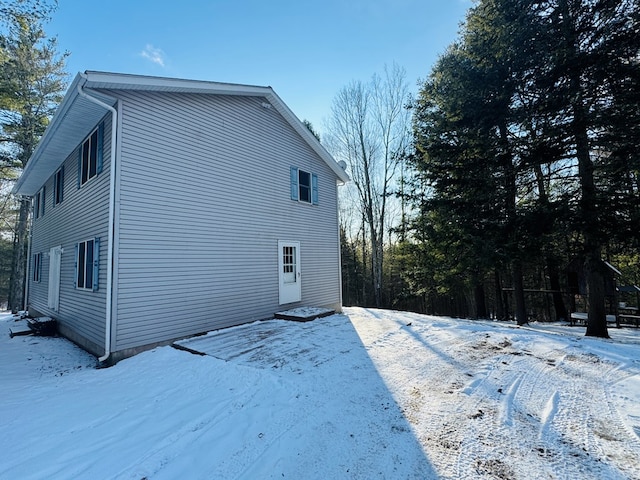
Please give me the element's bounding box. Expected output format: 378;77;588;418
77;75;118;363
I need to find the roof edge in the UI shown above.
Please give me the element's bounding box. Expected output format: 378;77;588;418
83;71;272;96
13;73;86;195
264;91;350;184
14;71;349;195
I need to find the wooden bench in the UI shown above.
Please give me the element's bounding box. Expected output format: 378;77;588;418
618;314;640;328
570;312;617;326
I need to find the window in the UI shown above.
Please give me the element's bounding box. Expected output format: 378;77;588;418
34;187;45;218
54;167;64;205
34;191;41;219
33;253;42;282
299;170;311;203
290;167;318;205
282;246;295;275
75;238;100;291
79;123;103;187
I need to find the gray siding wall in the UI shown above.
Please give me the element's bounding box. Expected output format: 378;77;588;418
28;115;111;354
113;91;342;351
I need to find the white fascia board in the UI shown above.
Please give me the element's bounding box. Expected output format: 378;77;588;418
13;73;117;196
14;71;349;196
83;71;272;97
265;91;350;184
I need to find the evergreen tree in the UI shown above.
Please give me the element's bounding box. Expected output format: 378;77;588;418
0;3;67;311
411;0;540;323
407;0;638;334
536;0;639;337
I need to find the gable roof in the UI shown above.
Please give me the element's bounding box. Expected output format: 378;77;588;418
14;71;349;196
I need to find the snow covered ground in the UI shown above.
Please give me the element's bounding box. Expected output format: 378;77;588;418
1;307;640;479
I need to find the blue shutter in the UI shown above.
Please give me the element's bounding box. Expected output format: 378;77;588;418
290;167;299;201
41;186;45;215
311;174;318;205
77;148;82;189
92;237;100;291
96;122;104;175
73;243;78;288
59;166;64;204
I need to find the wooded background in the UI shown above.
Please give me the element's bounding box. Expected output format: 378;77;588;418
1;0;638;339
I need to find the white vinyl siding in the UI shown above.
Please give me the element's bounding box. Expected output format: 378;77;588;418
114;91;341;351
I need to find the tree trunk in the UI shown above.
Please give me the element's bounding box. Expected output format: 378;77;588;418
585;249;609;337
513;260;527;325
9;198;30;313
370;229;382;308
494;269;506;320
361;220;367;305
474;281;487;319
559;0;608;337
547;260;568;321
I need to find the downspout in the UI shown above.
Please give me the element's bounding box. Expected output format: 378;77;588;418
77;76;118;363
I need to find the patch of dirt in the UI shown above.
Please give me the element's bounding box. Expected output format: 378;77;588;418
474;458;515;479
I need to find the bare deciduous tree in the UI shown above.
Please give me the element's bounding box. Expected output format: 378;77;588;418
326;64;410;307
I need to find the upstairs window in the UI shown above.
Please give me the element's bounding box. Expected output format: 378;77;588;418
299;170;311;203
34;187;45;218
79;123;104;187
290;167;318;205
54;167;64;205
34;191;41;219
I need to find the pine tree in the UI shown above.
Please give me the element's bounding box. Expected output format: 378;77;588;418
0;4;67;311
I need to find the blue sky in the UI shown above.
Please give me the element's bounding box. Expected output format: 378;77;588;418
48;0;471;134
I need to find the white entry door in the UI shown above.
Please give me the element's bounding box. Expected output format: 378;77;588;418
278;240;301;305
47;246;63;311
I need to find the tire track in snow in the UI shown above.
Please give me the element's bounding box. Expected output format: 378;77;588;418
498;372;523;427
349;308;640;479
539;390;560;443
534;352;640;480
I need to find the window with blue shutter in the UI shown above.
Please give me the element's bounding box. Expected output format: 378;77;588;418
77;148;81;189
92;237;100;291
33;187;45;218
290;167;318;205
290;167;299;201
73;244;78;288
54;167;64;205
96;122;104;175
33;253;42;282
311;174;318;205
33;191;41;219
75;238;99;291
79;122;104;187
